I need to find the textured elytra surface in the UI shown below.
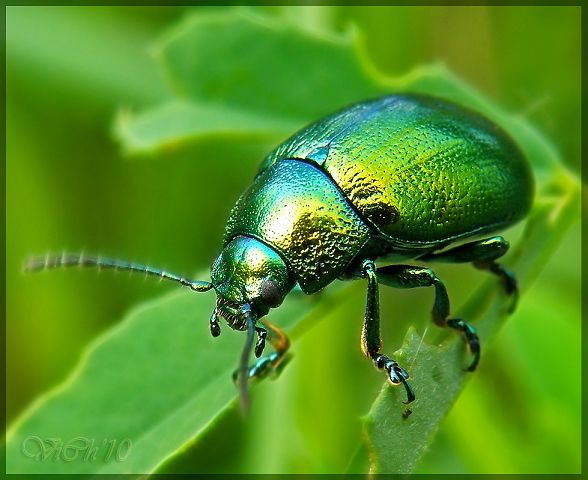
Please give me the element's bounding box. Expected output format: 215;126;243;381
263;95;534;247
226;160;371;293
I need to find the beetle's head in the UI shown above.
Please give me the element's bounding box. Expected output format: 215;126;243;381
208;235;294;410
210;236;294;330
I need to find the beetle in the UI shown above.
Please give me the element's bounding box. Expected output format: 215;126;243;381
26;94;534;410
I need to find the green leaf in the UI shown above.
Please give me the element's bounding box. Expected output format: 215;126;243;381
5;281;353;474
7;7;580;475
153;9;381;119
116;100;298;154
6;290;222;474
115;8;384;154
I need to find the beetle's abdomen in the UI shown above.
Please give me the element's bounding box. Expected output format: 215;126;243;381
225;160;371;293
262;95;534;248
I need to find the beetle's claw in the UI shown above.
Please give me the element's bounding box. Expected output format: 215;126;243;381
467;347;480;372
374;355;415;405
502;269;519;314
387;364;414;405
248;353;277;379
399;374;416;405
465;333;481;372
506;283;519;314
447;318;480;372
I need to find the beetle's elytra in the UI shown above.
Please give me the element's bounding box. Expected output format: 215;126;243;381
26;94;534;410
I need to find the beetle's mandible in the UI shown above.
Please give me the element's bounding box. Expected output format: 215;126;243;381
26;94;534;410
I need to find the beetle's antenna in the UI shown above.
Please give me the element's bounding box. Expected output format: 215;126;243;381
23;253;213;292
238;305;256;414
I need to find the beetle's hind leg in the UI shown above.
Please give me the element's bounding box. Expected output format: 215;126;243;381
233;320;291;382
376;264;480;372
361;260;415;405
419;236;518;312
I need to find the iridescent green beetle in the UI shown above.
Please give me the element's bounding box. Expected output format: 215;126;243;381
27;94;534;409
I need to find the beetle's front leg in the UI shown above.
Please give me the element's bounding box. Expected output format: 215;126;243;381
361;260;415;405
419;236;518;312
377;264;480;371
233;320;291;382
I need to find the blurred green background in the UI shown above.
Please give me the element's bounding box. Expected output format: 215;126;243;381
6;6;580;473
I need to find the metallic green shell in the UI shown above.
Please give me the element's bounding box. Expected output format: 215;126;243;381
225;160;371;293
261;94;534;249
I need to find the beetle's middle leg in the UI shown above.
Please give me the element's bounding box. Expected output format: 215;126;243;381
376;264;480;372
361;260;415;404
419;236;518;312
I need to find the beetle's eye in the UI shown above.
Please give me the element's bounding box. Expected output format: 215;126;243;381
260;280;282;308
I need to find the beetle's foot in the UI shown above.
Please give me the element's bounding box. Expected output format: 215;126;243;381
474;260;519;313
373;354;415;404
492;264;518;313
502;269;519;314
232;352;291;383
446;318;480;371
247;352;278;379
